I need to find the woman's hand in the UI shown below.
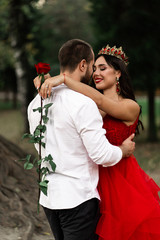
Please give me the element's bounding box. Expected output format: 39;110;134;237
33;74;64;99
33;73;51;90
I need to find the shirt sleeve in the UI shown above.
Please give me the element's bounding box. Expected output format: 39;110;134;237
73;98;122;167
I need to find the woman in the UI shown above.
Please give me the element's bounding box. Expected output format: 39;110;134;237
35;45;160;239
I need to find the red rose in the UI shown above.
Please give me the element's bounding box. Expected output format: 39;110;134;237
35;62;51;75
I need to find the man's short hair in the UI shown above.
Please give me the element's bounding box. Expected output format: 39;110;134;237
58;39;93;72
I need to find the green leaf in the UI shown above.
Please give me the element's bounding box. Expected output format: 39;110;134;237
29;136;44;144
34;129;41;136
39;180;49;195
29;135;38;142
40;185;47;196
49;160;56;172
41;142;46;148
44;156;49;162
37;124;46;133
41;126;46;133
37;124;43;129
24;162;34;170
33;158;38;166
29;138;38;143
37;159;42;165
41;125;46;133
20;154;31;163
22;133;32;139
44;154;53;162
39;180;49;187
45;108;48;116
43;103;53;117
38;136;44;140
44;103;53;109
42;115;49;124
33;107;42;113
26;154;32;162
48;154;53;161
41;167;49;175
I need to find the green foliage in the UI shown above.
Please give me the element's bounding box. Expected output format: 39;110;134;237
34;0;95;72
20;154;34;170
21;101;56;198
0;0;95;91
89;0;160;90
24;162;34;170
33;107;43;113
89;0;160;140
39;180;49;196
0;0;14;72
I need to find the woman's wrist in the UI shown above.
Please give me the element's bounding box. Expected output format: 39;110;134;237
63;73;66;84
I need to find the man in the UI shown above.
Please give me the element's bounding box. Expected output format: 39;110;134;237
28;39;135;240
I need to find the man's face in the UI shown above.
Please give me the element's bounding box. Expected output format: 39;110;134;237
81;52;94;84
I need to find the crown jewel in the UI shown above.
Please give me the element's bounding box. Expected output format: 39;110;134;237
98;44;129;65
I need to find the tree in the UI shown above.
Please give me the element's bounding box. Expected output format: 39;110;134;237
8;0;41;131
89;0;160;141
0;0;17;106
0;0;95;131
34;0;95;74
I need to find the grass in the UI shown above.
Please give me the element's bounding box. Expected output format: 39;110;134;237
0;101;14;110
0;108;36;156
0;97;160;185
136;96;160;129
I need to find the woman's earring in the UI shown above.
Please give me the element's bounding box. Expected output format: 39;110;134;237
116;77;121;95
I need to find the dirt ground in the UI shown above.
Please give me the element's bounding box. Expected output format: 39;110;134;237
0;136;160;240
0;225;53;240
0;135;54;240
0;171;54;240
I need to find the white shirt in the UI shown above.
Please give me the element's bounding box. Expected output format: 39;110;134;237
28;84;122;209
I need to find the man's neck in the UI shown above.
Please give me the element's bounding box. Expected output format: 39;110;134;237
61;70;81;82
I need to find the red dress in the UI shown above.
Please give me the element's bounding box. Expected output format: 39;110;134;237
96;115;160;240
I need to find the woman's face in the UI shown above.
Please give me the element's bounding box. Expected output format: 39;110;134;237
93;56;120;91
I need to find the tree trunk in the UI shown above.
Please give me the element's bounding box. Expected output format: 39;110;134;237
147;87;158;141
12;90;18;109
11;46;29;131
9;0;34;133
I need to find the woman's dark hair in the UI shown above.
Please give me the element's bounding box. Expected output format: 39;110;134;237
93;54;144;134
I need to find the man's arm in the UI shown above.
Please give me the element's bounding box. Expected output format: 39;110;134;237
73;97;135;167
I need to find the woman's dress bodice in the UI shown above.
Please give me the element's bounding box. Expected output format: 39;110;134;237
103;114;138;146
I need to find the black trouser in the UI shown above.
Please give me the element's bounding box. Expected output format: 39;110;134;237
43;198;100;240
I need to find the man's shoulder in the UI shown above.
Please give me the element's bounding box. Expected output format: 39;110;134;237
28;85;97;114
54;84;96;106
28;93;40;110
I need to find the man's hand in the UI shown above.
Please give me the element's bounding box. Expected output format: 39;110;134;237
120;133;135;158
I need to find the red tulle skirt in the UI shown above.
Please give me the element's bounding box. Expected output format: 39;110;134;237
96;155;160;240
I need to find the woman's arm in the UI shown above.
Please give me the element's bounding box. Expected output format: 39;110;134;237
36;74;140;122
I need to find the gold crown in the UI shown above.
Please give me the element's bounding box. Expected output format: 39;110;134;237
98;44;129;65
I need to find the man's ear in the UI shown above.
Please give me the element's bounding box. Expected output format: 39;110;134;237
79;59;87;72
